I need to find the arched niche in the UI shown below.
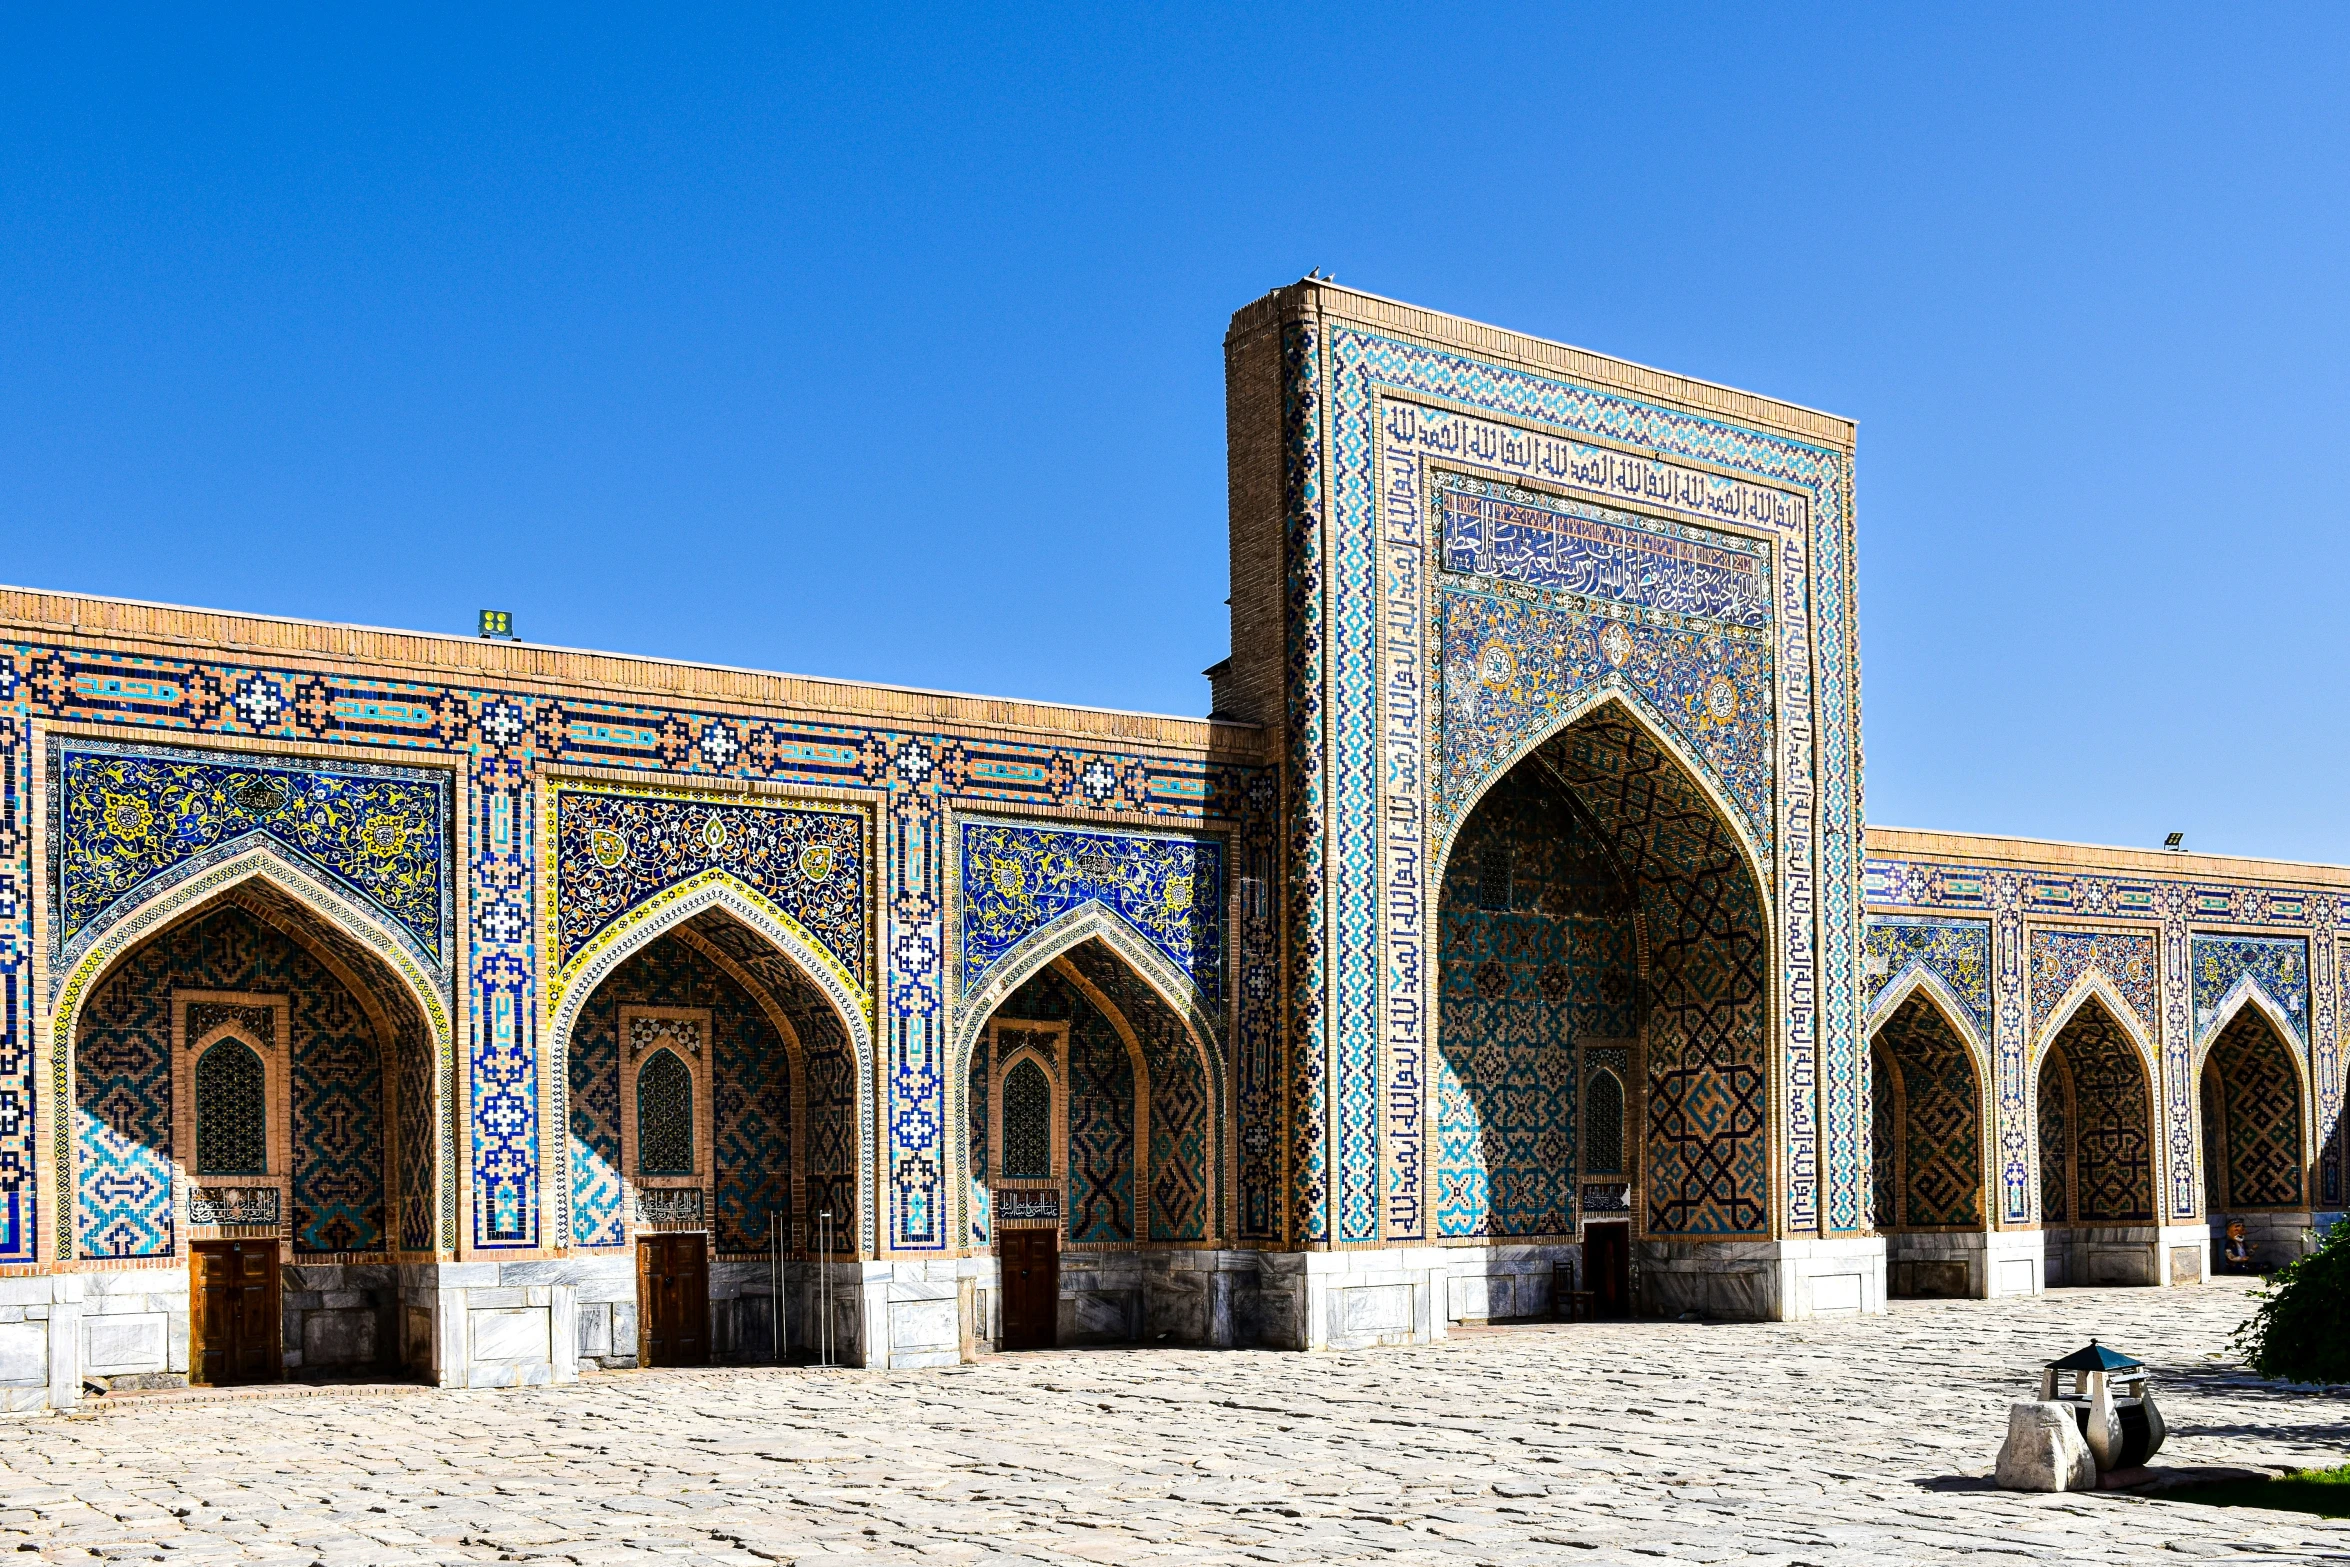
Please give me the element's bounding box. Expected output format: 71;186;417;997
954;908;1225;1252
545;873;875;1258
1434;694;1773;1243
60;876;440;1263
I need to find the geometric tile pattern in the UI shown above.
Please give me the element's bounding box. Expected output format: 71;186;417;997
1864;916;1991;1042
2037;1047;2071;1223
1001;1059;1051;1182
1280;320;1331;1245
290;973;386;1255
2200;1006;2304;1210
1062;942;1211;1243
1329;317;1858;1241
75;952;175;1256
988;966;1136;1244
1434;763;1633;1238
683;913;857;1255
1866;850;2348;1225
74;903;389;1257
2040;1000;2154;1223
224;878;442;1256
1870;1050;1895;1232
1063;971;1136;1245
0;714;29;1262
635;1050;694;1177
193;1039;266;1175
468;749;537;1251
1541;713;1769;1236
1582;1062;1625;1176
9;575;1258;1260
1869;992;1982;1229
713;991;792;1259
564;931;793;1254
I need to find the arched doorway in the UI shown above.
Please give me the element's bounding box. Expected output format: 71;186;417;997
2199;1005;2308;1273
1868;991;1987;1297
1435;700;1770;1321
71;883;437;1386
963;937;1217;1349
2036;997;2158;1287
560;907;859;1366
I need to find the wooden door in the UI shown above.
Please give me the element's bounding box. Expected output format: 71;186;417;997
999;1227;1058;1350
191;1240;281;1386
637;1233;709;1366
1585;1223;1631;1318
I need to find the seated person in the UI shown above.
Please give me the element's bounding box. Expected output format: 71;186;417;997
2221;1220;2253;1273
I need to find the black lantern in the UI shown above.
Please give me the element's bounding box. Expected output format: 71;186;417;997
2040;1340;2166;1471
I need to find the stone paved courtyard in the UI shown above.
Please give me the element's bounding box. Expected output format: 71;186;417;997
2;1279;2346;1566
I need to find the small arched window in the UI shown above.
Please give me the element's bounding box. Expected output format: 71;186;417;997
195;1038;267;1176
1001;1059;1052;1180
636;1048;695;1176
1477;842;1515;912
1585;1069;1624;1176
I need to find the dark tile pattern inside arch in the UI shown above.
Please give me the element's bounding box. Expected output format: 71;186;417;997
75;904;389;1257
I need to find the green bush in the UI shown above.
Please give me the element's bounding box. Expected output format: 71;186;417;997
2233;1219;2350;1384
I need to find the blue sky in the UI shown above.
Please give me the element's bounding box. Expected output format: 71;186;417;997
6;8;2345;859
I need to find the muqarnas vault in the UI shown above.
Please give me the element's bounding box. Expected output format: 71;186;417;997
0;280;2338;1408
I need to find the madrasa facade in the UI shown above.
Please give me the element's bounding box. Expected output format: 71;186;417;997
0;282;2339;1408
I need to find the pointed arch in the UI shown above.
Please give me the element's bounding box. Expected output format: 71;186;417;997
2194;975;2308;1077
1434;680;1773;916
545;867;876;1257
2035;992;2158;1226
1867;986;1990;1232
959;901;1218;1055
2033;970;2158;1078
1431;687;1775;1241
952;902;1227;1249
1050;952;1153;1240
43;839;454;1263
1866;964;1992;1079
953;899;1222;1103
2197;1000;2311;1212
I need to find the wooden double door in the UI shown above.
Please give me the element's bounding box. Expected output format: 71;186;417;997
637;1233;709;1366
191;1240;281;1386
1584;1223;1631;1318
999;1228;1058;1350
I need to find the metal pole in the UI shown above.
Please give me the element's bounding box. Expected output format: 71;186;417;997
769;1209;781;1365
818;1209;832;1368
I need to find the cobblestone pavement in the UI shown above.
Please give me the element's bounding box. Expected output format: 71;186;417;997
3;1280;2347;1566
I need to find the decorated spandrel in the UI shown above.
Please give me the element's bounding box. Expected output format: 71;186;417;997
959;822;1224;1004
51;738;453;978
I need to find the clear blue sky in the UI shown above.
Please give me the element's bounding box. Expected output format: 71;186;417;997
7;9;2346;860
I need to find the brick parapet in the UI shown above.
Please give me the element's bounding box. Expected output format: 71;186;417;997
0;586;1265;762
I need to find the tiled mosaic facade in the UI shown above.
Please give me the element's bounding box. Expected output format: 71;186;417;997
960;959;1220;1249
565;931;800;1255
1236;285;1864;1258
5;280;2343;1394
1868;993;1984;1230
1866;830;2345;1231
2201;1007;2305;1210
75;904;394;1257
2039;1001;2156;1223
1434;760;1634;1239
